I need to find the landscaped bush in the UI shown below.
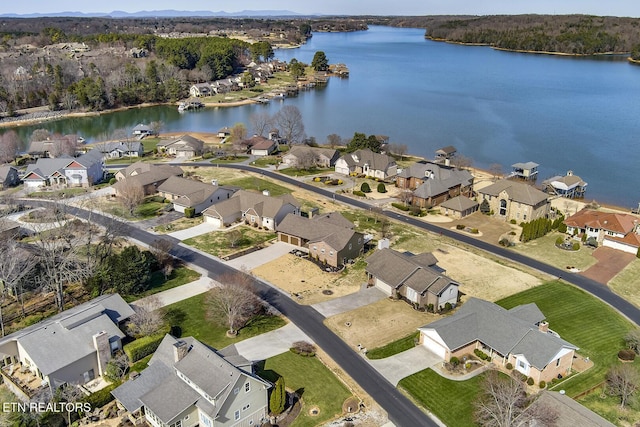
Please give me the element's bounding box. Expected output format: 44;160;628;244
450;356;460;366
151;195;165;203
511;371;528;382
510;219;517;224
392;202;410;211
527;377;534;386
353;190;366;197
184;207;195;218
124;334;165;362
572;242;580;251
539;380;546;389
470;228;479;234
360;182;371;193
618;349;637;361
109;178;117;185
473;349;492;362
581;233;587;242
506;362;513;370
456;224;466;230
313;177;321;182
443;302;453;311
498;238;510;247
555;236;564;245
377;183;387;193
84;382;120;408
290;341;316;357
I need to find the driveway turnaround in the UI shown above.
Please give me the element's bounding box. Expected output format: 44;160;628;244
168;222;219;240
312;284;388;317
234;322;312;361
367;346;442;386
227;241;299;270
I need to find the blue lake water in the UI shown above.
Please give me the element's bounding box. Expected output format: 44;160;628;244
5;26;640;207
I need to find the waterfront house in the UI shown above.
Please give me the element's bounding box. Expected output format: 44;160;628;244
157;176;236;215
96;141;144;159
111;335;270;427
132;124;154;138
542;171;588;199
282;146;340;168
434;146;457;166
156;135;205;159
189;83;212;98
397;161;474;208
509;162;539;181
418;298;578;385
477;179;550;222
366;248;459;311
564;209;640;254
217;127;232;140
0;294;134;400
114;162;183;196
335;149;397;180
249;138;278;156
0;165;20;188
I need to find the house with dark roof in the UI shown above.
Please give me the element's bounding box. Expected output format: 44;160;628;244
510;162;539;181
542;170;588;199
335;149;397;180
564;209;640;254
157;135;205;159
132;124;154;137
0;294;134;399
397;161;475;208
203;190;300;230
23;149;105;188
112;335;270;427
189;83;212;98
157;176;236;215
434;146;457;165
477;179;550;222
276;212;364;267
418;298;578;384
439;195;479;219
114;162;183;196
0;165;20;188
366;248;459;310
95;141;144;159
282;146;340;168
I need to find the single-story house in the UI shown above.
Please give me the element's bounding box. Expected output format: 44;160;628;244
96;141;144;159
233;135;278;156
217;127;232;140
542;171;588;199
114;162;183;196
27;136;81;158
0;165;20;188
203;190;300;230
477;179;550;222
397;161;475;208
282;146;340;168
157;135;205;159
366;248;459;310
564;209;640;254
23;149;105;188
157;176;236;214
0;294;134;399
418;298;578;385
189;83;212;98
335;149;397;180
112;335;270;427
132;124;154;137
439;195;479;219
276;212;364;267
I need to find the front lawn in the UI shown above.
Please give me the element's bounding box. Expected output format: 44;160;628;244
153;216;204;234
256;351;352;427
162;293;286;349
183;226;276;258
27;188;89;198
366;332;419;360
251;156;280;168
510;232;597;271
278;167;329;177
609;258;640;309
225;176;292;196
123;266;201;302
104;197;166;220
210;156;249;164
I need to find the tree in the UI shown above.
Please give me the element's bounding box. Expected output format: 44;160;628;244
241;71;256;88
480;199;491;215
627;329;640;354
101;245;153;295
117;179;145;216
346;132;381;153
452;154;473;170
48;134;77;158
275;105;305;145
206;272;262;335
288;58;306;80
327;133;342;148
0;239;37;335
250;112;273;137
230;122;247;144
388;143;408;161
128;296;165;337
489;163;504;181
0;130;20;164
150;238;175;279
104;351;129;382
226;229;243;248
607;364;640;409
311;51;329;71
361;182;371;193
377;182;387;193
474;371;557;427
269;377;286;415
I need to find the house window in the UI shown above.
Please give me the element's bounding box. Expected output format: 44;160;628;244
234;387;239;394
321;248;325;253
518;360;526;370
245;382;250;393
234;410;240;421
250;216;256;222
523;214;527;220
170;421;182;427
329;250;334;256
349;243;352;250
556;358;561;367
243;404;250;411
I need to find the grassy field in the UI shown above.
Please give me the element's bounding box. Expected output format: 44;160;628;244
210;156;250;164
496;281;635;397
579;384;640;425
153;216;203;233
510;232;597;271
608;258;640;308
399;370;484;427
256;351;352;427
27;187;89;198
251;156;281;168
163;293;286;349
183;226;276;258
278;167;331;177
123;266;201;302
366;332;419;360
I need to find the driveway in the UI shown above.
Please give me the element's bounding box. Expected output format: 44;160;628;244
168;222;218;240
367;346;442;386
580;246;636;284
131;275;214;308
233;322;312;361
226;241;299;270
312;284;388;317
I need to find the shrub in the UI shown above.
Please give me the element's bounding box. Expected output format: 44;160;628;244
506;362;513;370
572;242;580;251
498;238;510;247
84;382;120;408
470;228;479;234
151;195;165;203
353;190;366;197
581;233;587;242
557;222;567;233
527;377;534;386
555;236;564;245
184;207;195;218
539;380;546;389
510;219;517;224
360;182;371;193
337;179;343;185
450;356;460;366
377;183;387;193
124;334;165;362
474;349;491;361
444;302;453;311
618;349;637;361
313;177;321;182
392;202;410;211
290;341;316;357
456;224;465;230
109;178;117;185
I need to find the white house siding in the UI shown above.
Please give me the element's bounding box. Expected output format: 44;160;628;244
438;285;459;308
334;159;351;175
24;179;45;188
603;238;638;254
419;330;448;359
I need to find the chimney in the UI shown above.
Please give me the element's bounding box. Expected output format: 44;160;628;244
173;341;189;362
538;321;549;333
445;158;450;166
92;331;111;377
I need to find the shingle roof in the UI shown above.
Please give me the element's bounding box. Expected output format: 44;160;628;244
338;149;396;172
564;209;637;235
399;161;473;192
157;176;226;208
478;179;548;206
439;195;479;212
512;162;539;169
24;157;72;180
114;162;183;190
0;165;17;182
533;391;616;427
276;212;362;252
95;141;143;154
203;190;300;220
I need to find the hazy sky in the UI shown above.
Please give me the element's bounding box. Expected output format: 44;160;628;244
5;0;640;17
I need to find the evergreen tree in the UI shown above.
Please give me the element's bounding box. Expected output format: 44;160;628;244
269;377;286;415
311;51;329;71
361;182;372;193
480;199;490;215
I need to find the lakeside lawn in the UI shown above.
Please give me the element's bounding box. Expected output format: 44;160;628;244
183;226;276;258
256;351;352;427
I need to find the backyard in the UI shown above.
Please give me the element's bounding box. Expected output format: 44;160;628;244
183;226;276;258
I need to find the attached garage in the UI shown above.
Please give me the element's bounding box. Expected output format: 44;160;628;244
278;233;303;247
205;215;223;228
279;234;289;244
373;278;394;297
419;330;449;360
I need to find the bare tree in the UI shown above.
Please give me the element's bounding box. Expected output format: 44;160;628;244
230;122;247;144
226;229;243;249
625;329;640;354
607;364;640;409
489;163;504;181
117;179;145;216
474;370;558;427
399;189;414;206
149;120;164;136
150;238;175;279
452;154;473;170
30;128;51;142
388;143;408;161
48;135;77;158
296;150;318;170
104;351;129;382
206;272;262;335
250;112;273;137
327;133;342;149
56;384;85;427
128;295;165;337
0;130;20;164
275;105;305;145
0;240;37;334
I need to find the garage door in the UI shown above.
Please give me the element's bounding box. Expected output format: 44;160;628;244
279;234;289;243
291;237;300;246
205;216;223;228
422;334;447;359
374;279;393;296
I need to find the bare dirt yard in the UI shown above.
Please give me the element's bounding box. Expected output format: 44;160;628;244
324;298;435;349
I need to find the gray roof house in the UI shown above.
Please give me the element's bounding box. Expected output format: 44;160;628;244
439;195;479;219
396;161;474;208
114;162;183;196
477;179;550;222
0;294;134;399
532;391;616;427
366;248;458;310
23;149;105;188
418;298;578;385
282;146;340;168
95;141;144;159
157;135;205;159
112;334;270;427
335;149;397;180
0;165;20;188
157;176;236;214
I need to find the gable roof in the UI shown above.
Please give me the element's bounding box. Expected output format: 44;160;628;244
114;162;183;187
96;141;143;154
203;190;300;220
158;176;230;208
565;209;638;235
72;148;103;168
439;195;479;212
419;298;577;369
157;135;204;152
338;149;396;172
24;157;73;180
286;146;339;161
0;165;18;181
478;179;548;206
399;161;473;190
276;213;362;252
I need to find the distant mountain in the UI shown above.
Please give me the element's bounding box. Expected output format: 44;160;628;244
0;9;305;18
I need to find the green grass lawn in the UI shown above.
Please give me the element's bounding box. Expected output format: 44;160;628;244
579;383;640;425
105;197;166;220
183;226;276;258
128;354;153;376
251;156;281;168
123;266;201;302
510;232;597;271
210;156;250;164
278;167;330;177
256;352;352;427
609;258;640;309
225;176;292;196
399;369;484;427
366;332;419;360
163;293;286;349
27;187;88;198
496;281;635;397
153;216;204;234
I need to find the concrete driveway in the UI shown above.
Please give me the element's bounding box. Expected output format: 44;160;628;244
233;322;312;361
226;241;298;270
131;275;214;308
367;346;442;386
169;222;218;240
312;284;388;317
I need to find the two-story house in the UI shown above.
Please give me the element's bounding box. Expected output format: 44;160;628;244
477;179;550;222
335;149;397;180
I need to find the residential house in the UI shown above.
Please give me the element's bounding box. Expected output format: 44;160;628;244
189;83;212;98
203;190;300;230
63;149;105;187
276;212;364;267
157;135;205;159
157;176;236;214
0;294;134;399
439;196;479;219
564;209;640;254
217;127;232;140
27;136;81;158
396;161;474;208
282;146;340;168
542;171;588;199
477;179;550;222
23;149;105;188
509;162;539;181
0;165;20;188
366;248;459;310
96;141;144;159
114;162;183;196
112;335;270;427
335;149;397;180
418;298;579;384
434;146;457;166
234;136;278;156
132;124;154;138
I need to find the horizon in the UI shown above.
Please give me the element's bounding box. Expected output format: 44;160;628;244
3;1;640;18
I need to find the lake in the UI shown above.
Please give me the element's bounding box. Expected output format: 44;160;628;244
4;26;640;207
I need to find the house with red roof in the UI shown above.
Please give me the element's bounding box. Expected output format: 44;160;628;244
564;209;640;254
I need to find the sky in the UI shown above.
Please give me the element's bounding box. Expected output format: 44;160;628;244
4;0;640;18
